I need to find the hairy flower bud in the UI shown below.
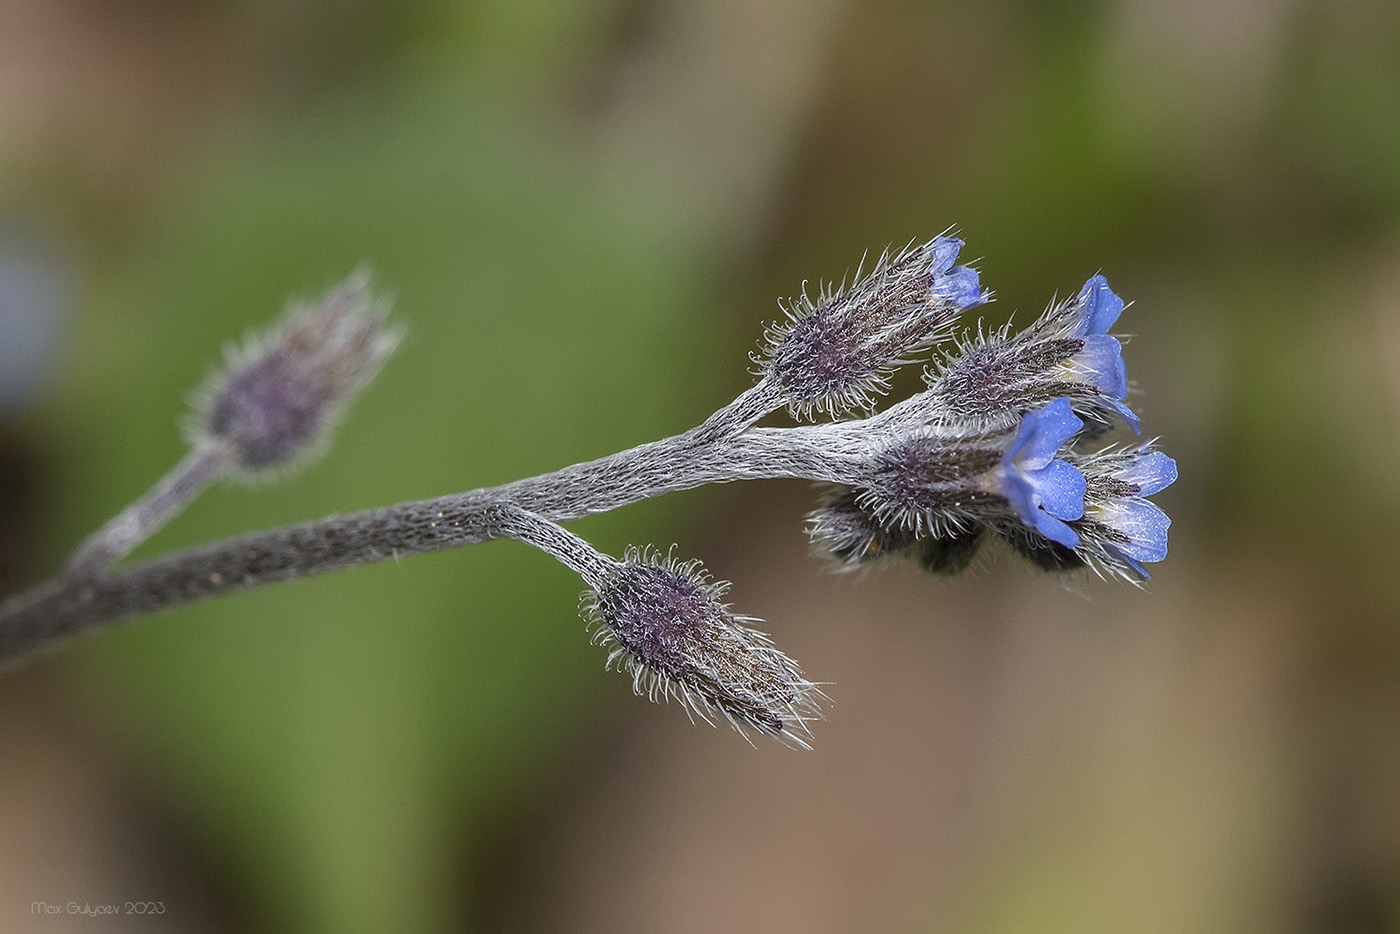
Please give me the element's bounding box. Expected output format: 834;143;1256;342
807;487;919;568
927;275;1138;432
193;272;399;478
65;273;399;578
809;486;989;575
856;430;1007;538
759;235;988;419
582;548;825;746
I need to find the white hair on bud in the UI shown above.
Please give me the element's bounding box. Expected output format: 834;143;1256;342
757;233;986;420
582;547;826;748
192;270;401;479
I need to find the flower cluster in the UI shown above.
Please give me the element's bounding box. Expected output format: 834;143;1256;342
803;259;1175;584
19;232;1177;748
550;238;1174;739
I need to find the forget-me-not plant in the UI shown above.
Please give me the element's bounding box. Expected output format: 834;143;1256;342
0;233;1176;747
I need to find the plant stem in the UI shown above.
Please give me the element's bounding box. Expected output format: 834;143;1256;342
0;398;874;666
64;443;230;579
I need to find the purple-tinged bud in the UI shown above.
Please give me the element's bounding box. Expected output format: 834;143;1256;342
759;235;989;419
193;272;399;478
994;399;1087;549
582;548;825;746
856;430;1007;538
810;485;990;575
64;273;398;578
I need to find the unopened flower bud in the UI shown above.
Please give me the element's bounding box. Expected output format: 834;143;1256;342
760;235;988;419
582;548;825;746
809;487;988;575
65;273;399;578
194;272;399;478
857;430;1006;537
807;487;918;568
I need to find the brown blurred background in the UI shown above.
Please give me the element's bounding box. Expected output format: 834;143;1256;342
1;0;1398;931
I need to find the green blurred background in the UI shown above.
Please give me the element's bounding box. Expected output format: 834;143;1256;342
1;0;1398;931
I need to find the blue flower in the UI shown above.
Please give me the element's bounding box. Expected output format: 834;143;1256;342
997;398;1087;548
1089;451;1178;578
926;236;964;274
931;263;988;310
1057;275;1139;432
922;237;988;310
1063;333;1140;432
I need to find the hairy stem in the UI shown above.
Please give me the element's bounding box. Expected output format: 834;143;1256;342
64;443;230;579
0;398;871;666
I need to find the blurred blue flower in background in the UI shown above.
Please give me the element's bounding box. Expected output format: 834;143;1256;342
0;230;69;414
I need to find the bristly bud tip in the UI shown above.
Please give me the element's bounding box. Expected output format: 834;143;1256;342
581;547;826;747
192;271;400;478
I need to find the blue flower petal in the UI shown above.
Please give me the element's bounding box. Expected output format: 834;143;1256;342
1032;511;1081;549
1075;335;1128;398
1109;397;1141;435
1116;451;1177;496
932;264;987;309
1030;459;1086;521
1010;398;1083;470
1065;335;1140;431
1001;465;1084;549
1100;498;1170;563
1000;470;1036;526
926;236;964;275
1073;275;1124;336
1105;546;1151;580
